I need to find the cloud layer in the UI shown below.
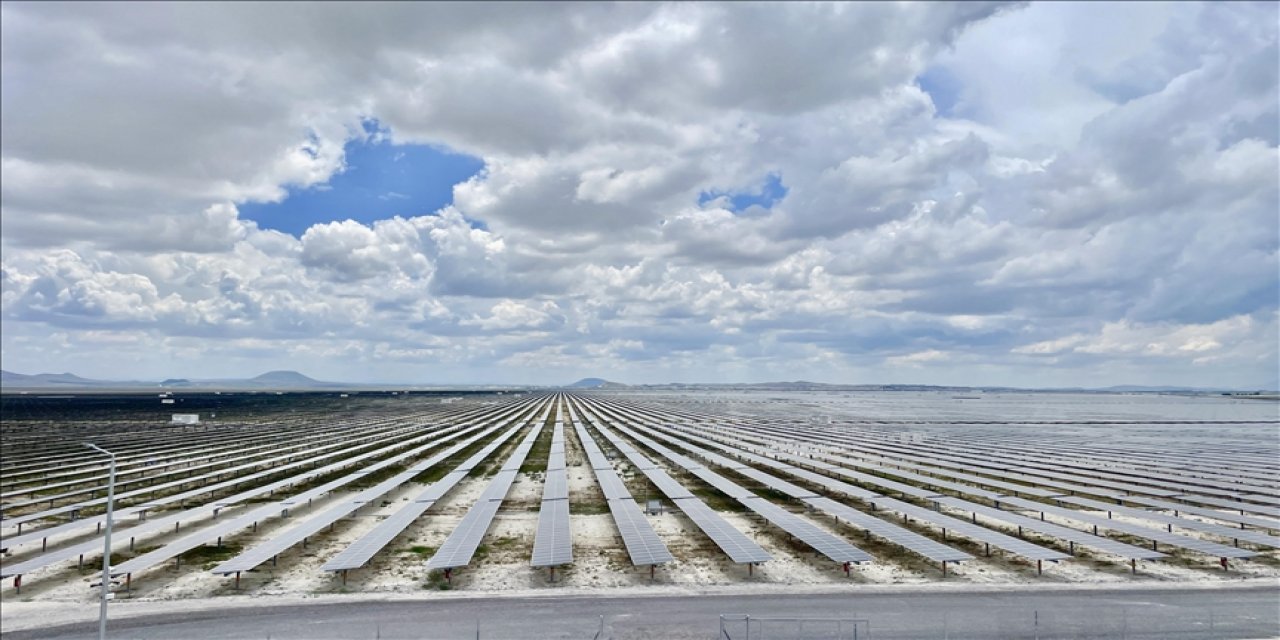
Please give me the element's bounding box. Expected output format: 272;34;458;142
2;2;1276;387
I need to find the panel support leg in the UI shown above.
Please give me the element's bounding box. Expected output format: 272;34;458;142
234;571;241;590
1037;560;1042;576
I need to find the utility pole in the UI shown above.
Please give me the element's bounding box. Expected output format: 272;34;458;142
85;443;117;640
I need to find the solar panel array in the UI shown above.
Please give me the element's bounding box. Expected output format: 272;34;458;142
531;498;572;567
322;408;544;573
931;496;1167;560
426;424;545;570
1122;494;1279;530
996;496;1257;559
587;418;770;564
604;421;872;564
808;497;973;563
570;415;673;566
532;416;573;568
0;421;433;551
214;419;529;575
1054;495;1280;549
3;387;1274;593
608;406;1069;563
11;419;495;580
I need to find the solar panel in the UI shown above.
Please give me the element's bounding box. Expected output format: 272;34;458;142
546;450;566;472
779;466;881;501
531;498;572;567
997;496;1257;559
322;499;438;572
673;497;771;564
1123;494;1280;530
733;466;819;499
1173;494;1280;518
871;496;1071;562
821;465;940;500
646;472;695;500
587;421;765;564
595;472;633;501
608;498;674;566
426;500;502;570
214;422;528;575
530;420;573;567
1054;495;1280;549
542;470;569;501
807;496;971;563
425;425;545;571
1;421;450;529
416;470;468;503
570;418;673;566
1242;493;1280;506
24;421;494;580
741;497;872;563
932;496;1166;560
686;467;757;500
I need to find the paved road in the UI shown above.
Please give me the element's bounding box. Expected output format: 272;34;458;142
7;586;1279;639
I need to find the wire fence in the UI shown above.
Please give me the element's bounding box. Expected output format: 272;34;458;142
63;604;1275;639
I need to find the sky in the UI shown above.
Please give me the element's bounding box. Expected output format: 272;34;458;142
1;2;1277;388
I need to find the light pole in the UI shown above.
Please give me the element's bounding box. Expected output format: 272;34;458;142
85;443;116;640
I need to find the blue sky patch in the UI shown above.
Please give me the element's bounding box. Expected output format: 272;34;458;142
699;173;789;214
916;65;963;118
240;121;485;236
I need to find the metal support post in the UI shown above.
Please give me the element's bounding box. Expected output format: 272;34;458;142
85;443;117;640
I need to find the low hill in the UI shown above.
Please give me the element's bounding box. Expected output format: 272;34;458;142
250;370;322;386
1;370;121;387
566;377;628;389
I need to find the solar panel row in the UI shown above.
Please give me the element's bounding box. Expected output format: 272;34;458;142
569;415;673;566
426;424;547;571
532;414;573;568
585;416;769;564
321;404;552;573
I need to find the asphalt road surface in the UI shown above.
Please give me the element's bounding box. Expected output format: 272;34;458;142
6;585;1279;639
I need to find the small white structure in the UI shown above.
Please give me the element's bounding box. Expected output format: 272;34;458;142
171;413;199;425
160;398;176;405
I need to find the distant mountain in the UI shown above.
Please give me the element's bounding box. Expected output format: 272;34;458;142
566;377;628;389
2;369;1269;394
1;370;125;387
250;370;322;386
1097;385;1238;393
1;369;337;391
